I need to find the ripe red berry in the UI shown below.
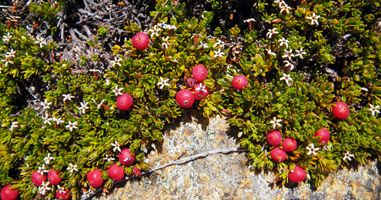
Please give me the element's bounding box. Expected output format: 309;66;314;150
266;130;282;146
192;64;208;82
31;171;46;186
118;148;135;166
1;184;19;200
116;93;133;111
131;32;150;50
107;164;125;181
192;83;209;100
314;128;330;145
175;89;195;108
332;101;350;120
186;78;197;87
87;169;104;188
232;75;248;90
282;137;297;152
133;166;142;177
270;148;287;162
47;169;62;185
55;188;70;200
288;165;306;183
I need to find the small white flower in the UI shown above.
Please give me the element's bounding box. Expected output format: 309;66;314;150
162;42;169;49
43;153;54;165
38;181;51;195
113;86;123;96
369;104;380;117
213;39;225;48
294;48;307;59
195;83;208;93
269;117;282;129
244;18;256;23
52;117;64;125
67;163;78;173
199;41;209;49
110;56;122;68
306;143;320;156
42;113;52;125
65;121;78;132
78;101;89;115
278;37;289;48
103;154;115;162
280;4;292;14
306;12;321;26
266;49;276;56
157;77;170;90
283;60;295;71
148;25;161;37
6;49;16;58
1;58;14;66
38;164;49;174
111;140;121;152
266;28;279;38
280;73;293;86
343;151;354;161
34;36;47;48
10;121;19;131
40;99;52;110
62;94;75;102
213;49;225;58
282;49;293;60
2;33;12;43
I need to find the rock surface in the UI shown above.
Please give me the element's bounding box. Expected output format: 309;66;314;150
98;116;381;200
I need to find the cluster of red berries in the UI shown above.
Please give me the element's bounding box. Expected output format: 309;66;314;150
176;64;210;108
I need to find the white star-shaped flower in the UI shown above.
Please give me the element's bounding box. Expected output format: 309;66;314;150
78;101;89;115
42;113;52;125
369;104;380;117
40;99;52;110
6;49;16;58
283;60;295;71
343;151;354;161
62;94;75;102
2;33;12;44
9;121;19;131
65;121;78;132
111;140;121;152
214;49;225;58
294;48;307;59
113;86;123;96
103;154;115;162
148;25;161;37
195;83;208;93
67;163;78;173
1;57;14;66
306;12;321;26
34;36;47;48
199;41;209;49
43;153;54;165
266;49;276;56
213;39;225;48
52;117;64;125
280;73;293;86
37;164;49;174
306;143;320;156
266;28;279;38
269;117;282;129
38;181;51;195
280;4;292;14
282;49;293;60
157;77;170;89
278;37;289;48
110;56;122;68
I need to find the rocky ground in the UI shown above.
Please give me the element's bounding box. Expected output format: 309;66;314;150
97;115;381;200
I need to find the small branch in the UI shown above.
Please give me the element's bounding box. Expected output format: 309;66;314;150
0;5;11;8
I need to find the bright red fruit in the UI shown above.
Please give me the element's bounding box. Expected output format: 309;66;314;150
1;184;19;200
232;75;248;90
118;148;135;166
192;83;209;100
288;166;306;183
55;188;71;200
332;101;350;120
47;169;62;185
270;148;287;162
133;166;142;177
107;164;125;181
314;128;330;145
192;64;208;82
266;130;282;146
31;171;46;186
87;169;104;188
131;32;150;50
282;138;297;152
116;93;133;111
175;89;195;108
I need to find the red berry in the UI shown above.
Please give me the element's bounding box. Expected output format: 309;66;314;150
55;188;70;200
116;93;133;111
87;169;104;188
314;128;330;145
47;169;62;185
133;166;142;177
192;83;209;100
270;148;287;162
232;75;248;90
332;101;350;120
118;148;135;166
282;138;297;152
107;164;125;181
31;171;47;186
175;89;195;108
186;78;197;87
1;184;19;200
288;165;306;183
131;32;150;50
192;64;208;82
266;130;282;146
